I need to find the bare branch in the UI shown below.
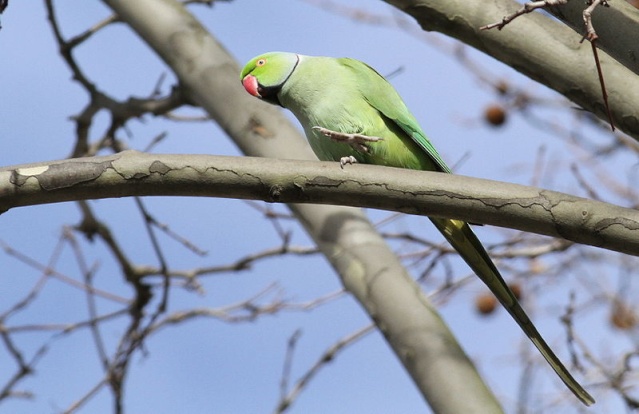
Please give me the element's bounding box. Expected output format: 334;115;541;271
385;0;639;140
274;325;375;413
0;238;129;303
1;152;638;257
480;0;570;31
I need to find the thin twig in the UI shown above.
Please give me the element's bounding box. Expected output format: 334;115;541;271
480;0;569;31
273;325;375;413
280;329;303;401
135;197;171;315
64;227;111;370
589;40;615;131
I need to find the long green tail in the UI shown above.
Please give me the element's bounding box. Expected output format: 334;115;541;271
430;217;595;406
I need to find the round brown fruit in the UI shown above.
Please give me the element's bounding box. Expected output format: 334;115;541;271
484;105;507;127
476;293;498;316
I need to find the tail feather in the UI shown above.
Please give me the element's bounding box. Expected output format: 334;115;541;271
430;217;595;406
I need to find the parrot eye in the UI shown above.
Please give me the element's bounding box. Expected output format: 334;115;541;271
256;58;267;67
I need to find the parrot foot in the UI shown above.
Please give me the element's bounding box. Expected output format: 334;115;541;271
312;126;383;154
340;156;357;168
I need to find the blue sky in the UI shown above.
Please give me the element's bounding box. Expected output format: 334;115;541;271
0;1;635;413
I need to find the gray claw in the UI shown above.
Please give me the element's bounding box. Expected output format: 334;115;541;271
340;156;358;169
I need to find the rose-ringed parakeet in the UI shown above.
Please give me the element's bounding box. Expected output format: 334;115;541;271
240;52;594;406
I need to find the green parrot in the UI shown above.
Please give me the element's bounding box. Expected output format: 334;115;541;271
240;52;594;406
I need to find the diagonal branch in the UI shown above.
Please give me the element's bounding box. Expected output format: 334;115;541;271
384;0;639;140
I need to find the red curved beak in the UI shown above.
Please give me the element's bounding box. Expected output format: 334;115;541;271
242;75;261;98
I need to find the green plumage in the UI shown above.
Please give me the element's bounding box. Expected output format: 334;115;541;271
241;52;594;406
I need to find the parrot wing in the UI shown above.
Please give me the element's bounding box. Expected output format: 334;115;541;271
338;58;452;174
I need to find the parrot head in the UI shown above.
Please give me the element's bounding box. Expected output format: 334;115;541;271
240;52;299;106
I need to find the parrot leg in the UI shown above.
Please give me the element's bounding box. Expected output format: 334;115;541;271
340;156;358;168
312;126;383;154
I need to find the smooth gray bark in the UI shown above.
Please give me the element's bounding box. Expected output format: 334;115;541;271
384;0;639;139
2;152;638;257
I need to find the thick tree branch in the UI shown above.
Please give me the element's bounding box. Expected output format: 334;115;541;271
1;151;638;258
383;0;639;140
549;0;639;74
